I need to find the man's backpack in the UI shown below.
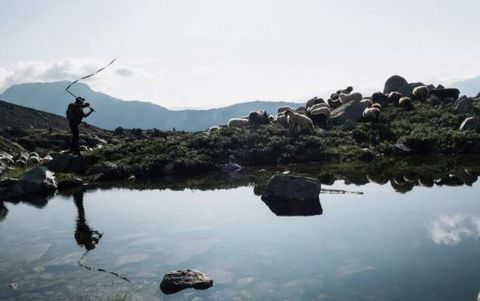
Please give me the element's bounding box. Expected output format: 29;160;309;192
66;103;75;120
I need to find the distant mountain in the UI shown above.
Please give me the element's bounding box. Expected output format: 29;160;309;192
0;82;302;131
451;76;480;97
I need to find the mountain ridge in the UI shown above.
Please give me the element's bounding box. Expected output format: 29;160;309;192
0;81;302;131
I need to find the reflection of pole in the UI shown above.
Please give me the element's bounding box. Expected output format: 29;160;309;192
0;202;8;222
72;190;133;285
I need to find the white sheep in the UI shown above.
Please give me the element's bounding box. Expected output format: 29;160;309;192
284;110;314;133
338;92;362;104
412;85;429;101
228;118;250;128
308;103;330;112
362;107;381;122
275;113;289;127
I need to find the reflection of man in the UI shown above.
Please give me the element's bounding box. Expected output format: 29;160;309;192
0;202;8;222
66;97;94;156
73;190;102;251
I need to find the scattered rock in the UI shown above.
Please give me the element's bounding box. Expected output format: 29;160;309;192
88;162;125;181
19;166;57;194
27;156;41;165
383;75;424;97
15;159;26;167
160;269;213;295
44;153;89;173
454;97;474;114
329;101;368;125
220;162;242;173
393;143;413;155
460;117;480;131
340;119;357;131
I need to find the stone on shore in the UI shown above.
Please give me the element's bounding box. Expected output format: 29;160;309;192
460;117;480;131
160;269;213;294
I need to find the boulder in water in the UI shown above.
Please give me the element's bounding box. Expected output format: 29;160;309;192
160;269;213;295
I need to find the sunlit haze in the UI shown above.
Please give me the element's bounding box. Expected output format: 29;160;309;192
1;0;479;108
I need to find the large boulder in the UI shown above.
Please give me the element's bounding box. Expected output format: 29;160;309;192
160;269;213;295
453;96;474;114
383;75;424;97
44;152;89;173
460;117;480;131
261;174;322;216
329;100;368;125
19;166;57;194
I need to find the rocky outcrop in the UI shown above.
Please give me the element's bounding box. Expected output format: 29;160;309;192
383;75;424;97
44;153;89;173
329;101;368;125
160;269;213;295
454;96;474;114
460;117;480;131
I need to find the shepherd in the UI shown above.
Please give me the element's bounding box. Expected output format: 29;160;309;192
66;97;94;156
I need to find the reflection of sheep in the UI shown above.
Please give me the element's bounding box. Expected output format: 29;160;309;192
284;110;314;133
305;97;325;109
412;85;429;101
363;107;381;122
309;107;331;127
248;111;270;127
399;97;414;110
228;118;250;128
338;92;362;104
387;91;402;106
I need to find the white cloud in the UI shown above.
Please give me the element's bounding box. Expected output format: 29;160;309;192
0;58;163;93
429;214;480;245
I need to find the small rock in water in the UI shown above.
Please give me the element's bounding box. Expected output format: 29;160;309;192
160;269;213;295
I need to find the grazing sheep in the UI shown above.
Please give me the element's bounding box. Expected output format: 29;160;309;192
399;96;414;110
248;111;270;127
228;118;250;128
310;107;331;127
336;86;353;95
275;113;288;127
208;126;221;135
284;109;314;133
412;85;429;101
277;106;292;114
328;98;342;109
429;88;460;101
371;92;387;106
28;156;41;165
360;99;373;108
387;91;403;106
363;107;381;122
305;97;325;109
371;103;382;110
29;152;39;158
338;92;362;104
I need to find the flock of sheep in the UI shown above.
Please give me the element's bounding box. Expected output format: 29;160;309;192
221;77;462;134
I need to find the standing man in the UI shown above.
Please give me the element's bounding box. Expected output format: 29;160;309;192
66;97;94;156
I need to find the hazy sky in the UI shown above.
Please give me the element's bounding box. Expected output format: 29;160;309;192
1;0;479;108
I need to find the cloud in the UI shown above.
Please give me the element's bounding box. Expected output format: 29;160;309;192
0;58;163;93
429;214;480;245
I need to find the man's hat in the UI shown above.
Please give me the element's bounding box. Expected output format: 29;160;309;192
75;97;85;103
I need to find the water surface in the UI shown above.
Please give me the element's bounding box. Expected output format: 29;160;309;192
1;177;480;300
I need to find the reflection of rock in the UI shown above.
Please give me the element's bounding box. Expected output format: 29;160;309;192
160;269;213;295
261;174;322;216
